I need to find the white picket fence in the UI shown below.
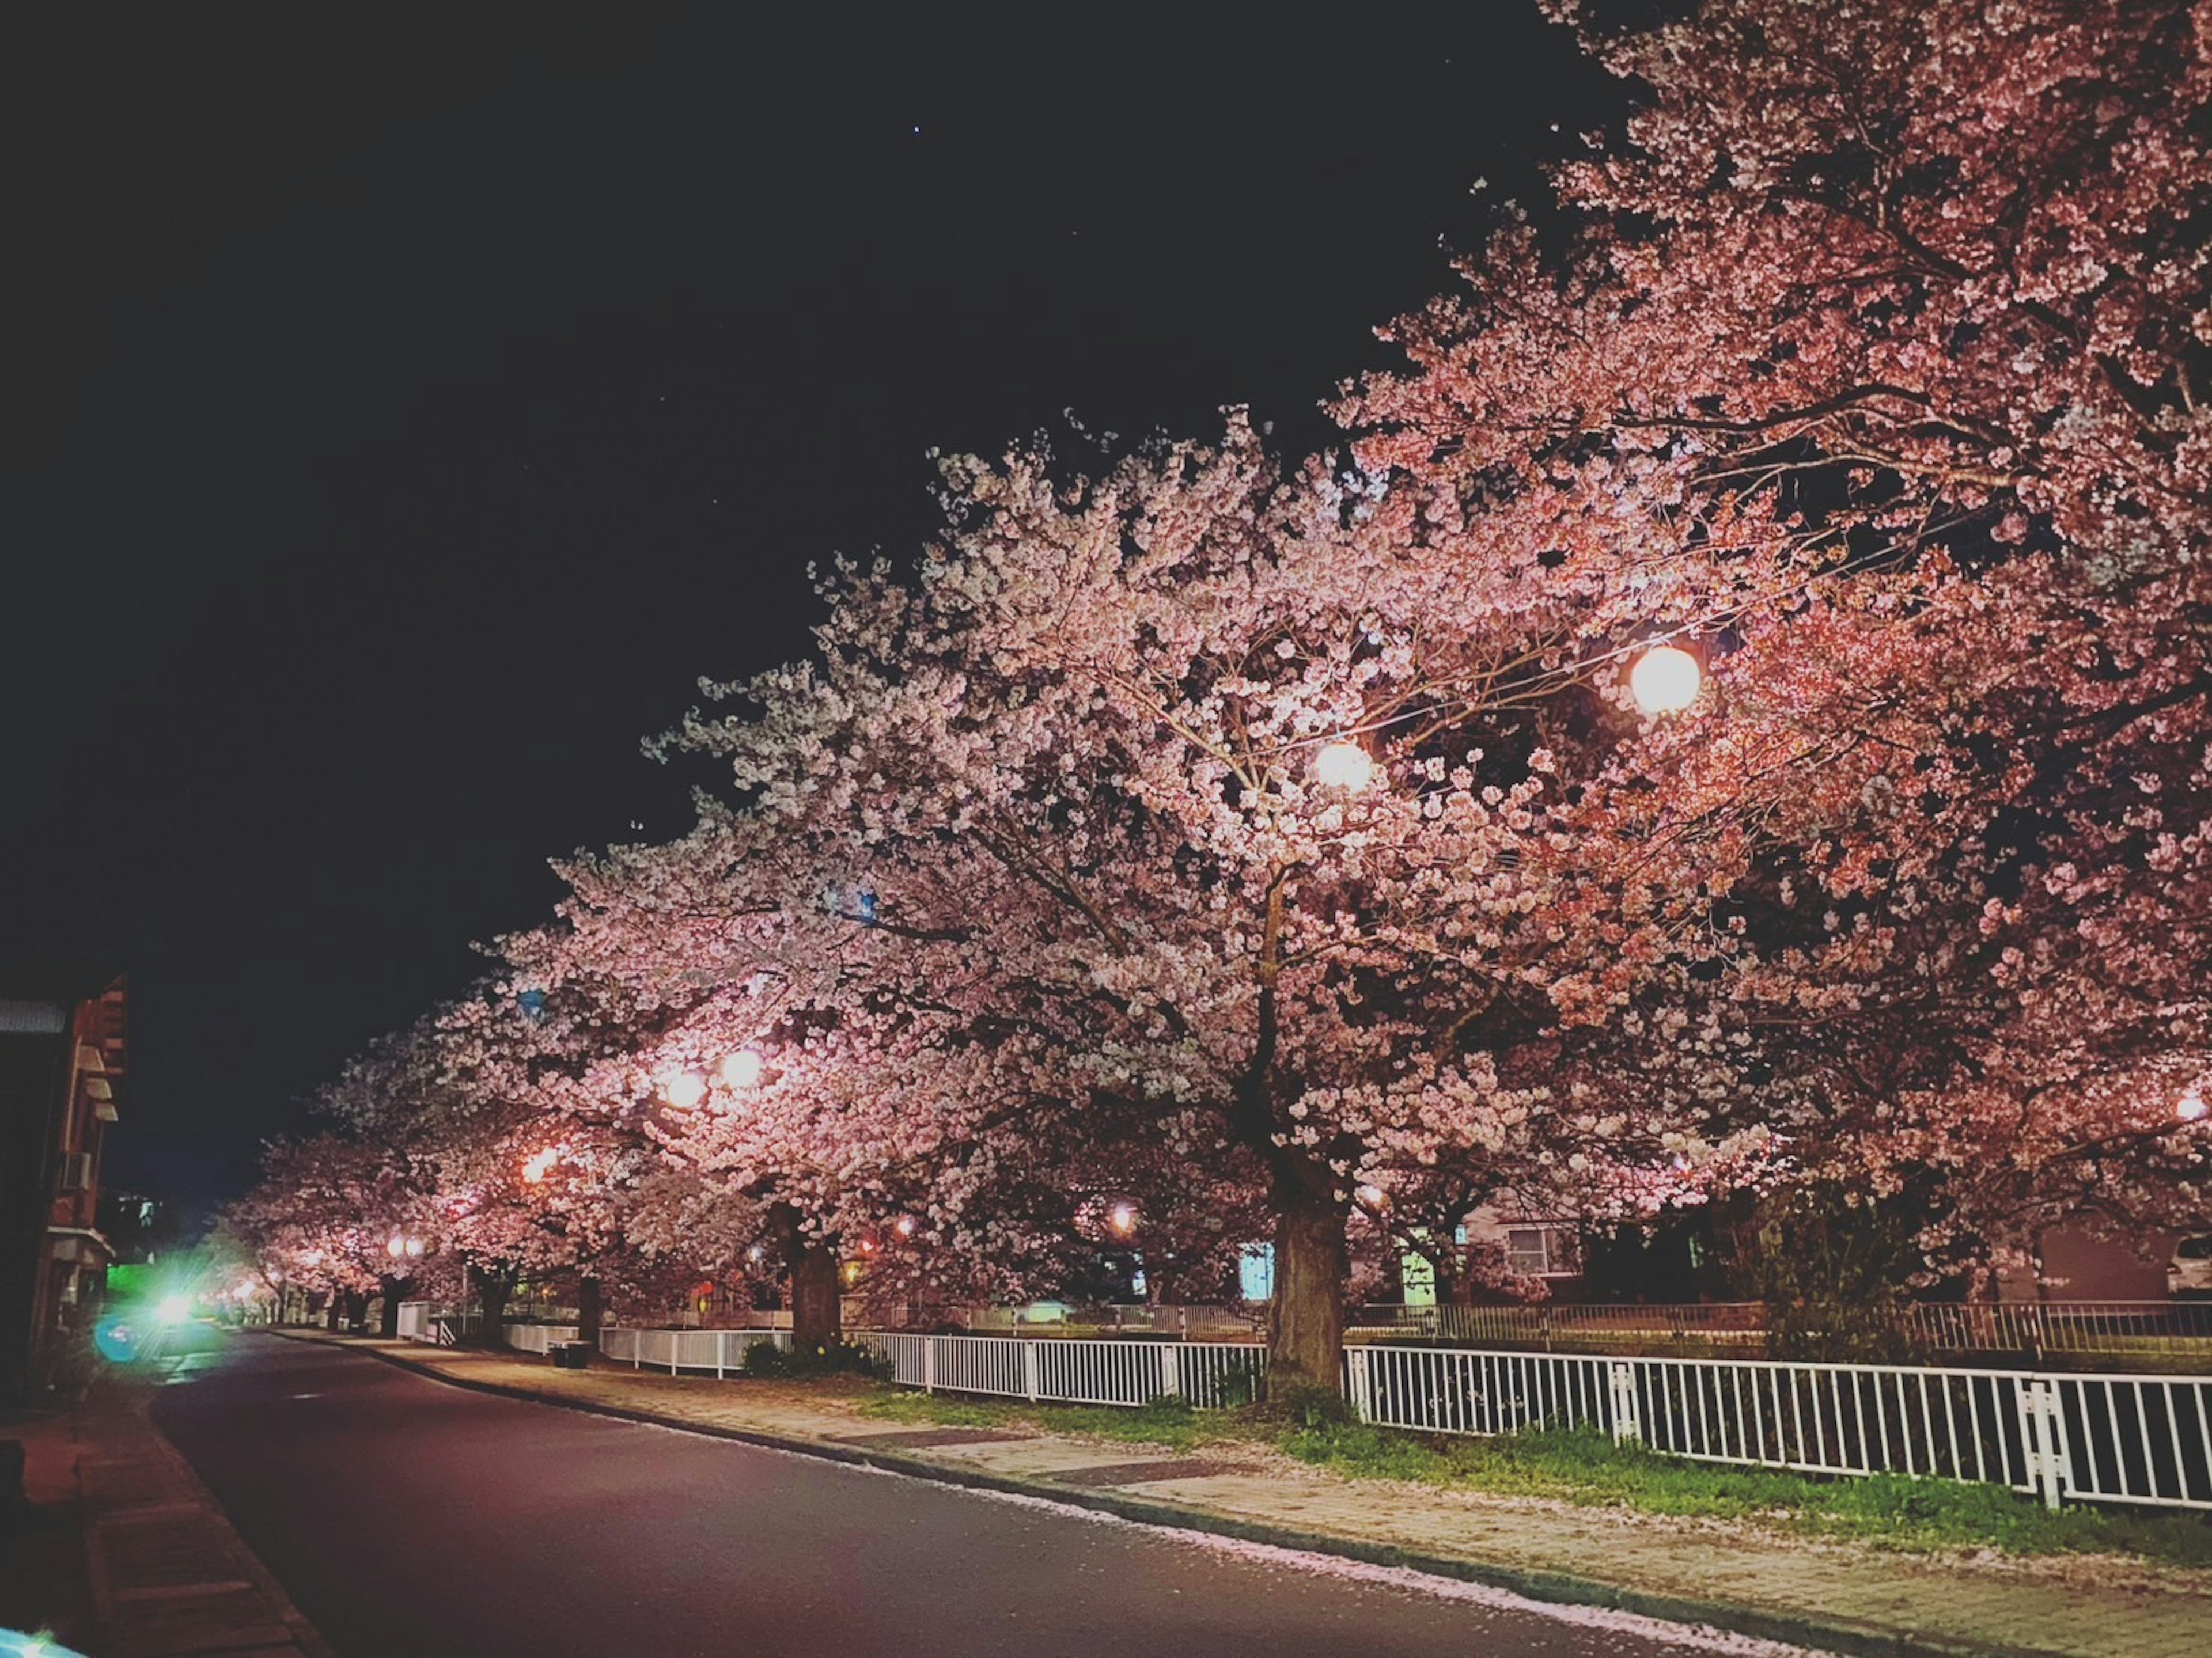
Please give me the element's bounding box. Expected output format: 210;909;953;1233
1342;1346;2212;1511
499;1323;581;1355
866;1333;1262;1410
386;1304;2209;1511
599;1325;793;1376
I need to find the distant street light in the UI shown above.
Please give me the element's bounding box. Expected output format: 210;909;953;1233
385;1233;425;1259
2181;1086;2209;1124
1629;644;1703;715
720;1049;763;1089
521;1148;559;1184
663;1070;707;1109
1107;1201;1138;1238
1313;741;1374;791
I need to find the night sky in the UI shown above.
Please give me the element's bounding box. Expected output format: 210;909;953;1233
7;10;1623;1218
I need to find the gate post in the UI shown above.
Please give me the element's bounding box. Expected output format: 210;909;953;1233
923;1337;937;1394
1609;1362;1642;1445
1344;1346;1374;1422
2017;1379;2071;1510
1022;1339;1041;1402
1158;1343;1182;1402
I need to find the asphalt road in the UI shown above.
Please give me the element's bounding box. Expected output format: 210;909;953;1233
149;1334;1767;1658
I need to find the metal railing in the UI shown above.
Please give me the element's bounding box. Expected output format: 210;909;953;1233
1349;1299;2212;1360
866;1333;1261;1409
1343;1345;2212;1511
1906;1300;2212;1356
1355;1302;1768;1348
381;1300;2210;1511
599;1326;793;1376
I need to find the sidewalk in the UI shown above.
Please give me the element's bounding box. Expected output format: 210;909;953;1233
281;1329;2210;1658
4;1364;332;1658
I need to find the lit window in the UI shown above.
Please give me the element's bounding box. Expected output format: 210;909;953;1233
1505;1226;1577;1276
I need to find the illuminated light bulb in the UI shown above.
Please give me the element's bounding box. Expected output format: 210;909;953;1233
1108;1201;1138;1236
664;1070;707;1109
721;1049;763;1089
1313;740;1374;791
1629;644;1702;715
894;1216;916;1238
2181;1086;2209;1124
522;1148;558;1183
406;1236;425;1258
387;1235;407;1258
1356;1183;1387;1209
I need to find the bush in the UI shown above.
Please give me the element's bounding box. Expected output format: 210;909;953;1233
782;1337;891;1380
741;1338;789;1377
1262;1377;1354;1428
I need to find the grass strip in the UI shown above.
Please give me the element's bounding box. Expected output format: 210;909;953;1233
855;1386;2212;1566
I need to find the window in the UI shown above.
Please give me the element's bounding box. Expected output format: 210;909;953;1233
2178;1236;2212;1261
1505;1225;1578;1277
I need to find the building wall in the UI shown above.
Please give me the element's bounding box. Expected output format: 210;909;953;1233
0;977;124;1403
1998;1224;2191;1302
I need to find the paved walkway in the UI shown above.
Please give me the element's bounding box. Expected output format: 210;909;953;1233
280;1330;2211;1658
48;1361;331;1658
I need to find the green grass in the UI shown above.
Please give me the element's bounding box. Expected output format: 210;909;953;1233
1276;1422;2212;1566
849;1383;2212;1566
854;1390;1017;1429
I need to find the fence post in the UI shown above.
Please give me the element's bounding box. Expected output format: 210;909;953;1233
1608;1362;1641;1445
1022;1339;1041;1403
1344;1346;1373;1422
923;1337;936;1394
1159;1343;1181;1402
2017;1379;2070;1510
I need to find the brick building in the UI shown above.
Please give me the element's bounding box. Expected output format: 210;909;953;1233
1;968;126;1403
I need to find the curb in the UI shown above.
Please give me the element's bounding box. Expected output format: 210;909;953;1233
271;1331;2065;1658
88;1375;339;1658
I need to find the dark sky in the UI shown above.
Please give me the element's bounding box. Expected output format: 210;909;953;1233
6;10;1624;1219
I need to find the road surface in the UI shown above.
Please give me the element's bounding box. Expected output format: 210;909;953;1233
149;1334;1777;1657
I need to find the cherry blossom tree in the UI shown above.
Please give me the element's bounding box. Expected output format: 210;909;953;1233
647;418;1798;1390
1346;0;2212;1280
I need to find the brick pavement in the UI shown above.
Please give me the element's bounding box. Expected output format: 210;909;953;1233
286;1330;2212;1658
73;1365;331;1658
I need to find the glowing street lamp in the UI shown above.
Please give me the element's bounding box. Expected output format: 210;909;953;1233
662;1069;707;1110
893;1215;916;1239
1107;1201;1139;1238
521;1148;559;1184
2181;1085;2209;1124
385;1232;425;1260
1313;740;1374;791
1629;643;1703;716
720;1049;763;1089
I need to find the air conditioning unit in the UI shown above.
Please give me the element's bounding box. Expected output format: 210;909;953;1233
57;1151;94;1192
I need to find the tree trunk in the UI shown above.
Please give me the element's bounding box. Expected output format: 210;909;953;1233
788;1234;843;1353
1267;1168;1348;1397
322;1295;341;1332
577;1274;602;1353
343;1291;368;1333
377;1276;412;1338
472;1263;514;1350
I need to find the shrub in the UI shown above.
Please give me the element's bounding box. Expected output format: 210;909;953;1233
783;1337;891;1380
742;1338;789;1376
1262;1377;1354;1428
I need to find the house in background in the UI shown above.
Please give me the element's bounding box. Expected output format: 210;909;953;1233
1;967;126;1403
